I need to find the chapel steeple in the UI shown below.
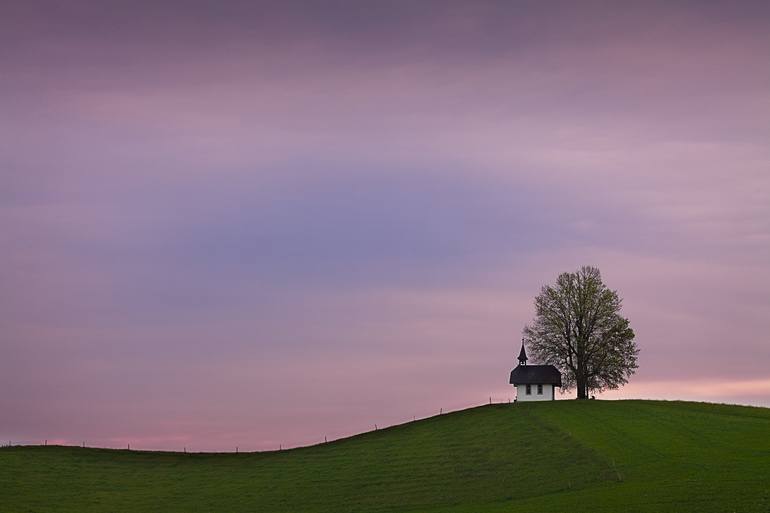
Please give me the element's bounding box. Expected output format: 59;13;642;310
517;339;528;366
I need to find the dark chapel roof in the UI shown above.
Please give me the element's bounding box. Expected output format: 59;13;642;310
509;364;562;386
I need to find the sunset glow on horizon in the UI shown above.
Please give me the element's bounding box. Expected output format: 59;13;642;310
2;1;769;451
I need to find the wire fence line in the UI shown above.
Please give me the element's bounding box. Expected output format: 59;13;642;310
0;396;517;453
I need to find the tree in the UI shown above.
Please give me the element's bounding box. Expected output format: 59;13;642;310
523;266;638;399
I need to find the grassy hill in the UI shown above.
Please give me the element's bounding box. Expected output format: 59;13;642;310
2;400;769;512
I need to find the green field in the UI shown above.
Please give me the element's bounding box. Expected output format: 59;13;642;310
2;400;769;512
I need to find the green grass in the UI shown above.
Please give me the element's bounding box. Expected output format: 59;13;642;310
2;400;769;512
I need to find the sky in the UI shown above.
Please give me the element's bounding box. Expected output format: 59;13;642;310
2;0;769;451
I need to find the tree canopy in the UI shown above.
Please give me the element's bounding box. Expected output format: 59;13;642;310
523;266;638;399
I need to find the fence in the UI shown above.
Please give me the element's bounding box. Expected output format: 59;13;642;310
0;396;517;453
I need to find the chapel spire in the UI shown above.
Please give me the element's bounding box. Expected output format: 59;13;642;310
518;339;528;366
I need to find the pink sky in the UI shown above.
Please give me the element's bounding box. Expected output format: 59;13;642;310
2;1;769;450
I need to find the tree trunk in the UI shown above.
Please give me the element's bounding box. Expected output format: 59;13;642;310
576;383;588;399
576;367;588;399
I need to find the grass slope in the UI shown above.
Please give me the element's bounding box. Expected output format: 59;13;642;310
2;400;769;513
